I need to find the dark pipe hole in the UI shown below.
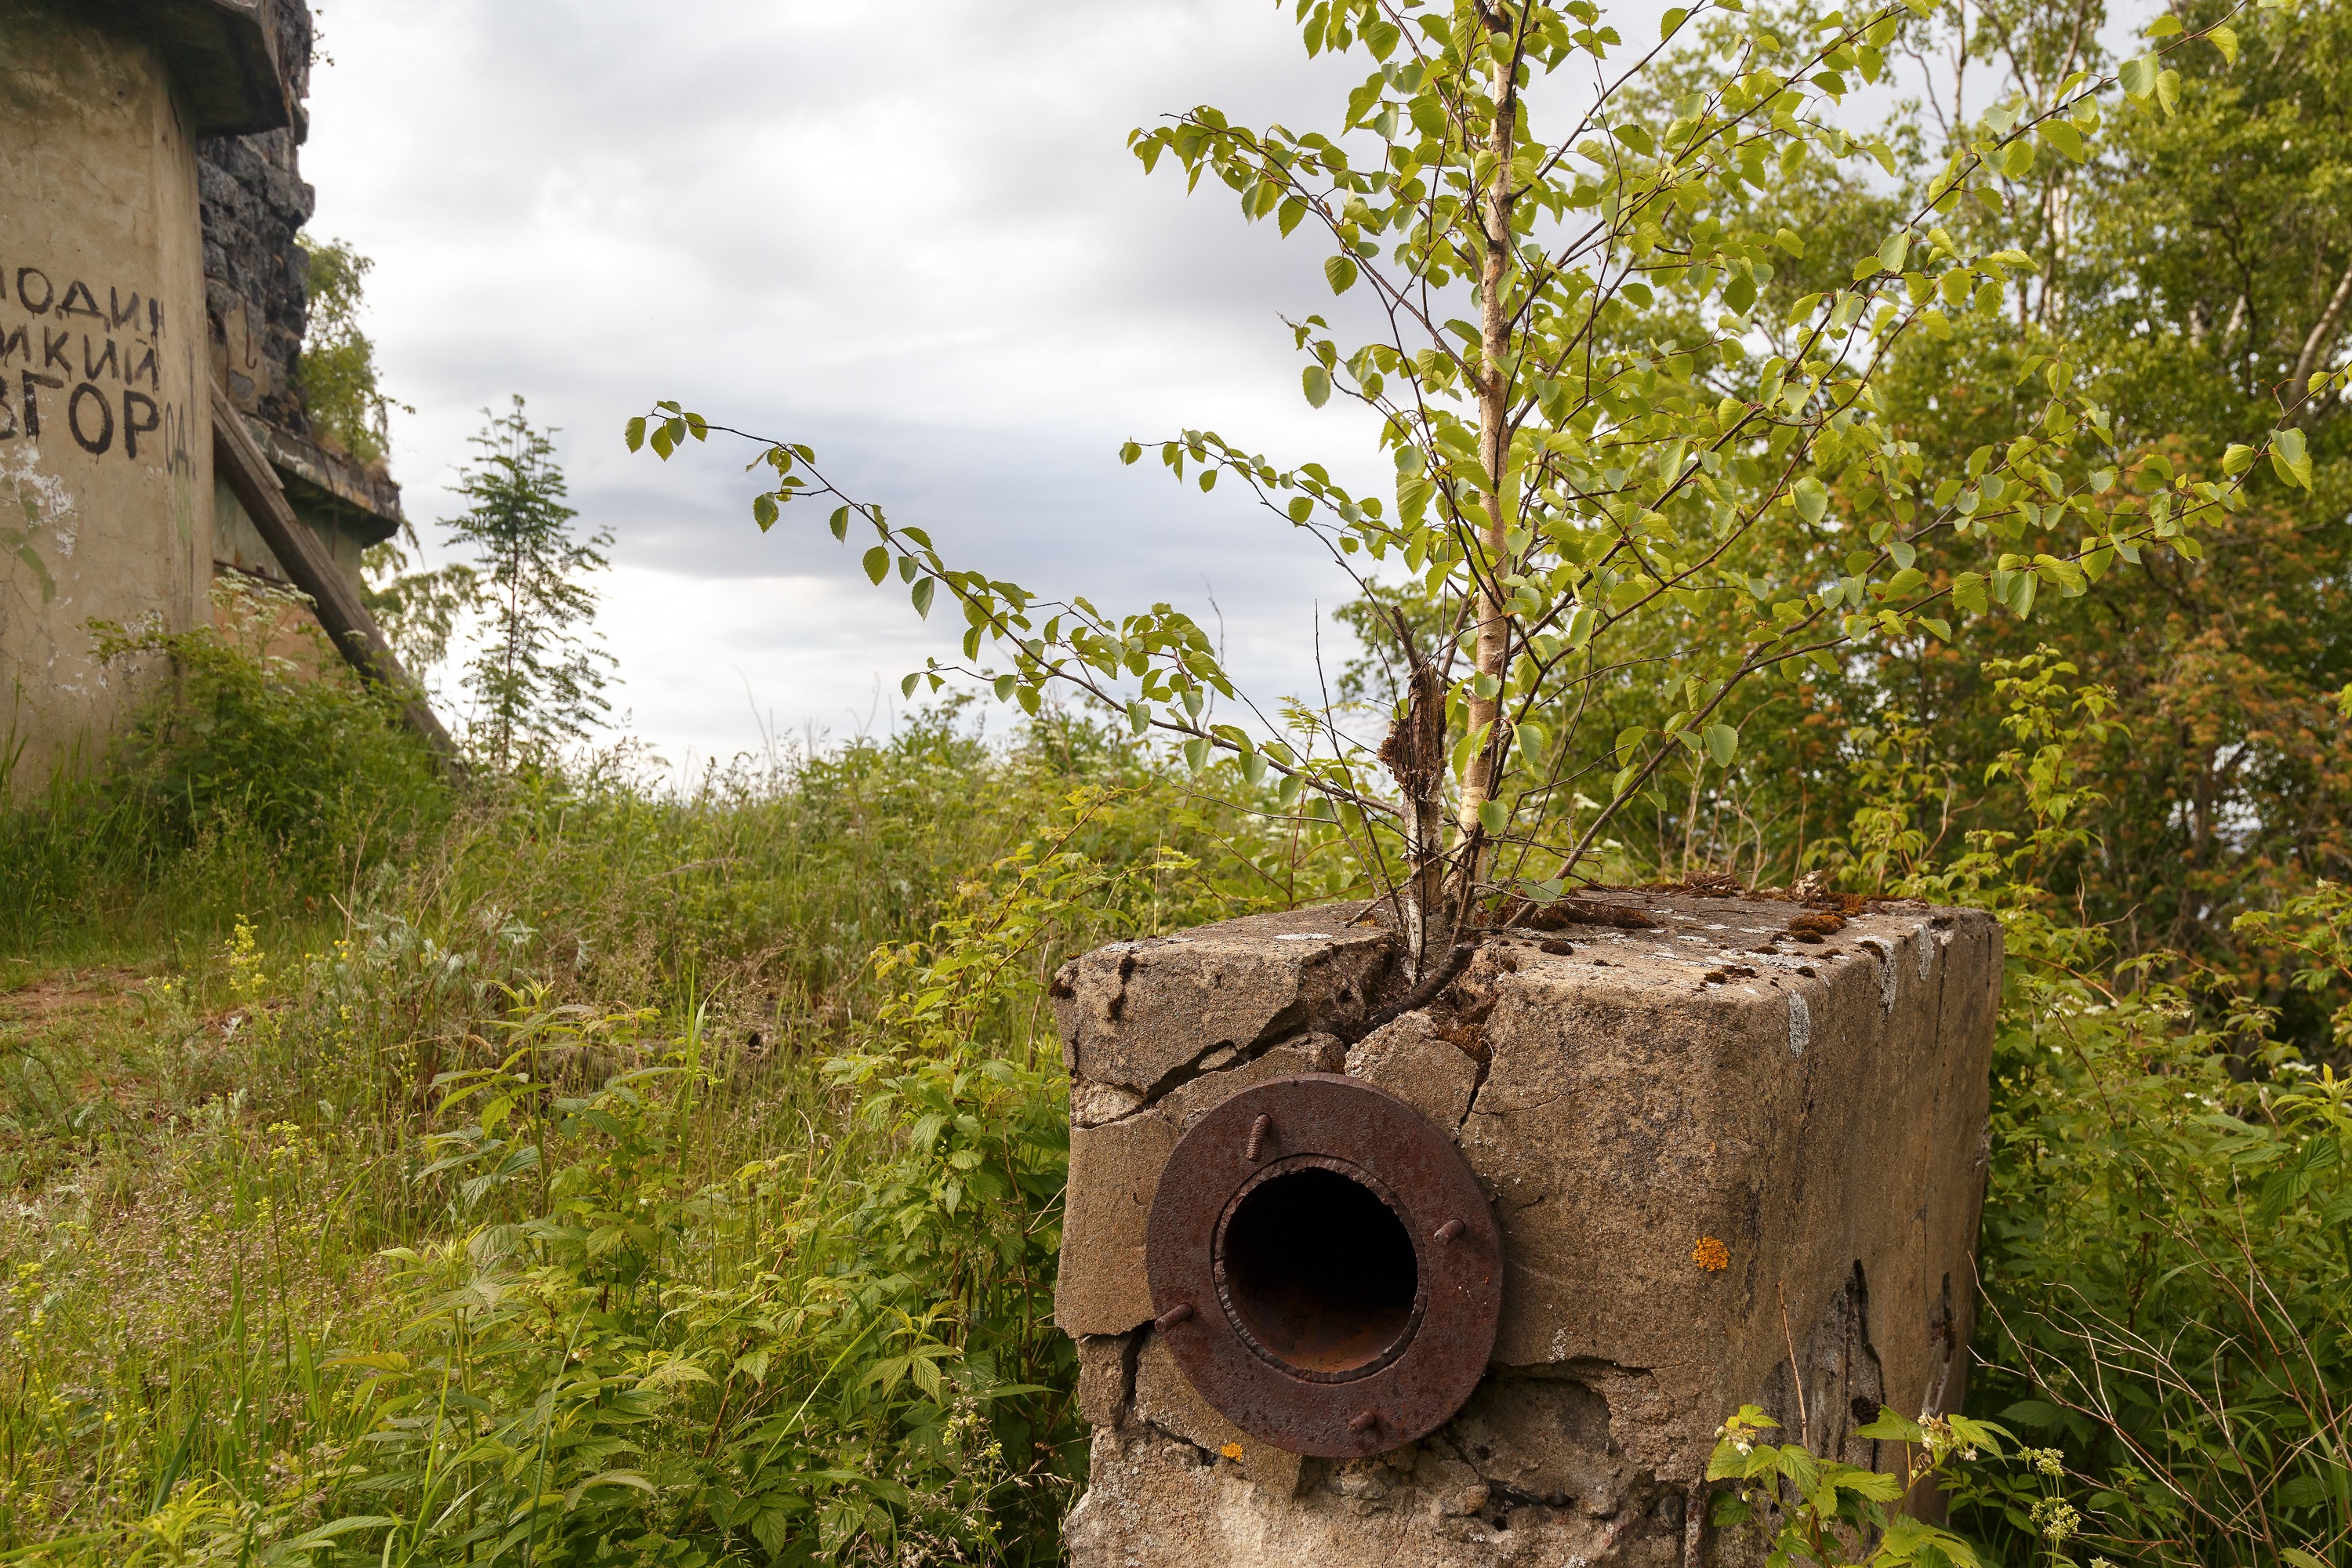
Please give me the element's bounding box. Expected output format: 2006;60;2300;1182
1218;1166;1418;1374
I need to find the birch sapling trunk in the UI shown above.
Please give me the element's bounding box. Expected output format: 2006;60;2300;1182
1451;9;1525;922
1379;660;1450;978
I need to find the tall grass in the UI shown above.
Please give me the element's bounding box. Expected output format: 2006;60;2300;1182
18;612;2347;1564
0;615;1264;1563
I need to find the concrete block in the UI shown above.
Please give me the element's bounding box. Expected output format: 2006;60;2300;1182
1052;906;1393;1095
1077;1333;1139;1430
1160;1031;1348;1130
1346;1010;1482;1131
1057;891;1999;1565
1055;1109;1175;1335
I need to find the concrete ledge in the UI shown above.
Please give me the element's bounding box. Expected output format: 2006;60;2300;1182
94;0;290;136
1051;904;1392;1098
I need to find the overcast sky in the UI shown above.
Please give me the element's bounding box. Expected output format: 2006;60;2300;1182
307;0;2102;771
303;0;1417;770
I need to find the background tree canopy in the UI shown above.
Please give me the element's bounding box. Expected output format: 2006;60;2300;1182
1704;0;2352;1045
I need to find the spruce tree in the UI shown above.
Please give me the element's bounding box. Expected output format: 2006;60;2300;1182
448;397;615;769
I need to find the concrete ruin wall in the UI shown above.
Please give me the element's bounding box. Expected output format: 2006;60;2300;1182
0;0;220;779
1054;892;1998;1566
2;0;405;786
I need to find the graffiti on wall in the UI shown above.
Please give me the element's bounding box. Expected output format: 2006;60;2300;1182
0;264;192;469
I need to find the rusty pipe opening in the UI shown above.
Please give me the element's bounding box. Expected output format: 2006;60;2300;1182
1149;1076;1501;1455
1214;1159;1423;1380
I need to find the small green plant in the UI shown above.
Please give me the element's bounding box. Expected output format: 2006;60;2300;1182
295;238;410;471
1708;1404;2049;1566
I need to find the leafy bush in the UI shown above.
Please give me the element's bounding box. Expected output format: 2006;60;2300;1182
1966;906;2352;1566
0;584;448;956
1836;653;2352;1564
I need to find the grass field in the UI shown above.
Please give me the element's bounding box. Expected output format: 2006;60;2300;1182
0;621;1284;1564
10;615;2352;1567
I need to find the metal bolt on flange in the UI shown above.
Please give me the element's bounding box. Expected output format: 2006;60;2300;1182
1145;1074;1504;1458
1154;1301;1195;1332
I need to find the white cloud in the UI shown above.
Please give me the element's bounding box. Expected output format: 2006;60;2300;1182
305;0;1392;766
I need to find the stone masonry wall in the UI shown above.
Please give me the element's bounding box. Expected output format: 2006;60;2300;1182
198;0;313;434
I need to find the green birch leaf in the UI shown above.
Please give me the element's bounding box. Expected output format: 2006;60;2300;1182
2276;426;2313;488
1793;477;1829;524
862;546;889;585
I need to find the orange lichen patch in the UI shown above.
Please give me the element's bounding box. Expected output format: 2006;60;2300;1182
1693;1236;1730;1272
1220;1443;1244;1461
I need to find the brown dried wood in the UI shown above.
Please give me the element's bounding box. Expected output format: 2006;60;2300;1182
209;379;460;770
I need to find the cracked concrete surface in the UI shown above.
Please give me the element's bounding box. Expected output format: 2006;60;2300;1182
1058;891;1998;1566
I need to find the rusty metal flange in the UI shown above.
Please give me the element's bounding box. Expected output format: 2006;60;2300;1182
1145;1074;1502;1457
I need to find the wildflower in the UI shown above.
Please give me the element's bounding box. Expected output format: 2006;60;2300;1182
1692;1236;1730;1272
1714;1410;1770;1457
2030;1496;2080;1545
2020;1445;2064;1479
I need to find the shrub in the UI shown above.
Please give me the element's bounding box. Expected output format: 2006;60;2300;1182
0;584;448;956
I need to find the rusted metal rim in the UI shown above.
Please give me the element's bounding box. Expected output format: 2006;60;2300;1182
1213;1153;1430;1384
1145;1074;1503;1457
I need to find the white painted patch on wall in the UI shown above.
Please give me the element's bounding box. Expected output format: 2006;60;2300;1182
0;440;78;560
1916;931;1937;980
1857;938;1898;1012
1788;989;1811;1058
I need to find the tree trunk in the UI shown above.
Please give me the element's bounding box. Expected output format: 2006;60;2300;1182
1452;13;1523;921
1378;660;1451;976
